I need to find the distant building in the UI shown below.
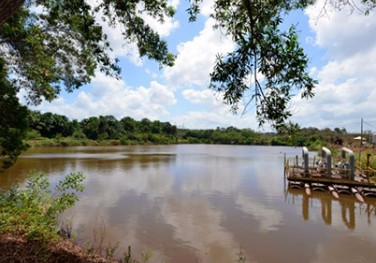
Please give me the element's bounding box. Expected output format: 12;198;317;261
333;137;343;145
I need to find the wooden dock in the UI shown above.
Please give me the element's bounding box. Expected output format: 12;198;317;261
284;147;376;202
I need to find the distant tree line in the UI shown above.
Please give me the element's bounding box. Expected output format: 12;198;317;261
178;124;364;151
27;111;178;145
26;110;365;150
178;127;271;145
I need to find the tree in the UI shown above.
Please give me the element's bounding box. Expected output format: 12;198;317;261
162;122;177;136
188;0;375;130
28;111;74;138
0;58;28;171
98;115;121;139
139;118;151;133
80;117;99;140
120;116;137;134
0;0;175;105
189;0;316;130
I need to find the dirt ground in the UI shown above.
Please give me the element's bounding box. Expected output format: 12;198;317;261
0;234;115;263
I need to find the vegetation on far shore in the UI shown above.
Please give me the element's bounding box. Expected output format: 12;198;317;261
24;111;374;151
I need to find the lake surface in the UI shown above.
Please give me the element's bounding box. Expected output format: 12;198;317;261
1;145;376;262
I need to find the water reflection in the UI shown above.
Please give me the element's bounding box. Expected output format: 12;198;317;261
235;194;283;232
285;187;376;230
2;145;376;262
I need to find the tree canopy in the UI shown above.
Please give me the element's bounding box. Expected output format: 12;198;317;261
189;0;375;130
0;58;28;171
0;0;175;105
209;0;317;130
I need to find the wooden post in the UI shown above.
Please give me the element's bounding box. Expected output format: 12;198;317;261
366;153;371;168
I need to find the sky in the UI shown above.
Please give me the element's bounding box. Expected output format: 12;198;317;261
28;0;376;133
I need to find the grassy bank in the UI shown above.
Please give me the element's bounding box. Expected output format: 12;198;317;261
25;138;124;147
25;135;178;148
0;172;100;262
0;172;115;262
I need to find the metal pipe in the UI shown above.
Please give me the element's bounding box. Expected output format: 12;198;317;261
341;147;355;180
351;187;365;203
328;185;339;199
321;147;332;178
304;183;311;196
302;147;309;176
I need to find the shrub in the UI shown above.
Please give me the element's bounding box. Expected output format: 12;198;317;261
0;172;85;244
26;129;42;140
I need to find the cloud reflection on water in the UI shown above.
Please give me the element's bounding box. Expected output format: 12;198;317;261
5;145;376;262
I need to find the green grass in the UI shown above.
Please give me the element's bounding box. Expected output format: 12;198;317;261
25;137;124;147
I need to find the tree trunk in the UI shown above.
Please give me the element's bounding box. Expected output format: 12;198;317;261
0;0;25;26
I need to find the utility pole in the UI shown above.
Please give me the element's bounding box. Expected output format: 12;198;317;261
359;117;363;162
360;117;363;148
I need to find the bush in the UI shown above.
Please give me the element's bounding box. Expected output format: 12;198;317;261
72;130;87;139
26;129;42;140
0;172;85;243
308;139;327;151
271;138;288;146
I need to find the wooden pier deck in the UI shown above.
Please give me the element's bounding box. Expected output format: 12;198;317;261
284;147;376;201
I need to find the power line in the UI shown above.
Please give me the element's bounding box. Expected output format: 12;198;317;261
363;120;376;130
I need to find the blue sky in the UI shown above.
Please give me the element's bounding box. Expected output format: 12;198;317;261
29;0;376;133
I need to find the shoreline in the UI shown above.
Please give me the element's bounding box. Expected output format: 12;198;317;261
0;233;117;263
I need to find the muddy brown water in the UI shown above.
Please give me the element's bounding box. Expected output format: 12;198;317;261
1;145;376;263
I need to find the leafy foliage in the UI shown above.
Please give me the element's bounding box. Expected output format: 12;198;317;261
25;110;360;148
207;0;317;130
0;0;175;105
28;111;74;138
318;0;376;15
26;111;178;144
187;0;375;130
0;172;85;243
0;58;28;171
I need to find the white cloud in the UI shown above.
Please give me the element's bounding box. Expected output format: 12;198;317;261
34;73;177;121
86;1;143;66
171;109;259;130
174;88;261;129
140;9;179;37
200;0;216;16
159;198;238;262
91;0;180;66
235;194;283;232
306;0;376;60
288;1;376;131
182;89;221;106
164;18;234;88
